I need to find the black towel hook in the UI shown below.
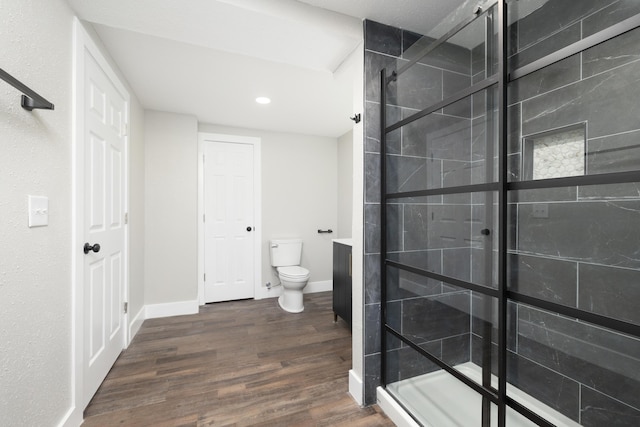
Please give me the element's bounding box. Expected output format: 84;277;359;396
350;113;361;124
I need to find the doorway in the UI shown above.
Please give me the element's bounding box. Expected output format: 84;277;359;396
198;133;262;304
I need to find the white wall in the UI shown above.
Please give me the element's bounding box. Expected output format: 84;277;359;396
128;95;146;322
0;3;146;425
0;2;74;424
199;123;338;293
349;42;365;403
144;111;198;306
337;129;354;239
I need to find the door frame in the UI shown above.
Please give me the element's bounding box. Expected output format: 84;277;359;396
198;133;262;305
71;18;130;421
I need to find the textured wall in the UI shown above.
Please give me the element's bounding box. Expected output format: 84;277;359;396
0;0;74;425
0;4;146;425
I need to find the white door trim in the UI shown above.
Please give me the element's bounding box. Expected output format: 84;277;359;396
70;18;130;423
198;133;262;305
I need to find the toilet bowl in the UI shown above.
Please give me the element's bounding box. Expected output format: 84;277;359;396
277;265;310;313
269;239;310;313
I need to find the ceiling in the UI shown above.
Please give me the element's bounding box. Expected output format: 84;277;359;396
66;0;467;138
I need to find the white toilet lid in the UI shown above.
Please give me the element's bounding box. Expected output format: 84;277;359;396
278;266;309;278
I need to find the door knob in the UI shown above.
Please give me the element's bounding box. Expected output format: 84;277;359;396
84;243;101;254
246;226;252;232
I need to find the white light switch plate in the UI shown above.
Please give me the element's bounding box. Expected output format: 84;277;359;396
28;195;49;227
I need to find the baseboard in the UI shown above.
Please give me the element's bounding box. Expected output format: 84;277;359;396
304;279;332;294
349;369;363;406
256;280;333;300
145;300;199;319
255;284;280;300
377;387;420;427
58;405;81;427
128;306;145;344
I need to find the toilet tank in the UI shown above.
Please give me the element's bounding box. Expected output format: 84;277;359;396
269;239;303;267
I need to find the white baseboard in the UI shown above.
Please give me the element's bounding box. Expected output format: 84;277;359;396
304;279;332;294
377;387;420;427
145;300;199;319
255;280;333;300
58;405;82;427
349;369;363;406
128;306;145;344
255;285;279;300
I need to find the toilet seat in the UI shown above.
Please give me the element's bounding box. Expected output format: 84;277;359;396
277;266;310;280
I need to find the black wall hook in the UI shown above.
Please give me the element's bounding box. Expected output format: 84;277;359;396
350;113;361;124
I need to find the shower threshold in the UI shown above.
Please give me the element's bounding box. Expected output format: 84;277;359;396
379;362;580;427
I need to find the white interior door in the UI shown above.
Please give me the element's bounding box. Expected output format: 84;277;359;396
82;50;127;407
203;141;255;302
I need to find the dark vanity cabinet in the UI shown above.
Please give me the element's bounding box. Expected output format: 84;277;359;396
332;241;352;329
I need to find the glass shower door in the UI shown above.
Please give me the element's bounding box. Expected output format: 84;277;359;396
379;1;640;426
380;4;504;425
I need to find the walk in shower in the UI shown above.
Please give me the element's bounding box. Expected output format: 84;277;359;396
373;0;640;425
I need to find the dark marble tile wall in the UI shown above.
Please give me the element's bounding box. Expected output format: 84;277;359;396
363;19;480;405
509;0;619;60
363;19;402;406
513;305;640;424
506;1;640;424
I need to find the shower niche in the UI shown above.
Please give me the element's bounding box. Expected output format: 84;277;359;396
523;124;586;181
372;1;640;426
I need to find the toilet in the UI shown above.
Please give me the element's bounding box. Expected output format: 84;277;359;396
269;239;310;313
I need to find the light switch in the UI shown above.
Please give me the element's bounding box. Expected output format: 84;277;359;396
28;195;49;227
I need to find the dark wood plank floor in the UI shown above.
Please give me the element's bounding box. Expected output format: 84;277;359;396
83;292;394;426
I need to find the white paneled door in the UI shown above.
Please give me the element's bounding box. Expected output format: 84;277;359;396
203;141;255;302
82;50;127;408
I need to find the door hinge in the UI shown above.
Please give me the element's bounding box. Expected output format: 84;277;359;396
124;212;128;224
123;302;128;314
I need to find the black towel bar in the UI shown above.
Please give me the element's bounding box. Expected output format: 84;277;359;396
0;68;54;111
317;229;333;234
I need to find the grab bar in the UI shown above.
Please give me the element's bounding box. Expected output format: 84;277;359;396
0;68;55;111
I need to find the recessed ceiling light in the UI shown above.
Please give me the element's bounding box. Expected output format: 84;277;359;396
255;97;271;105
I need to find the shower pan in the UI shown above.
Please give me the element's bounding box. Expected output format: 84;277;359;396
375;0;640;425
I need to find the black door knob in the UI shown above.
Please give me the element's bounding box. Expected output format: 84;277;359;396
84;243;101;254
246;226;252;232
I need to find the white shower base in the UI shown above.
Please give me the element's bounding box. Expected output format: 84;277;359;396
378;362;580;427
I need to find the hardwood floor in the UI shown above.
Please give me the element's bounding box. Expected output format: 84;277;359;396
83;292;395;426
